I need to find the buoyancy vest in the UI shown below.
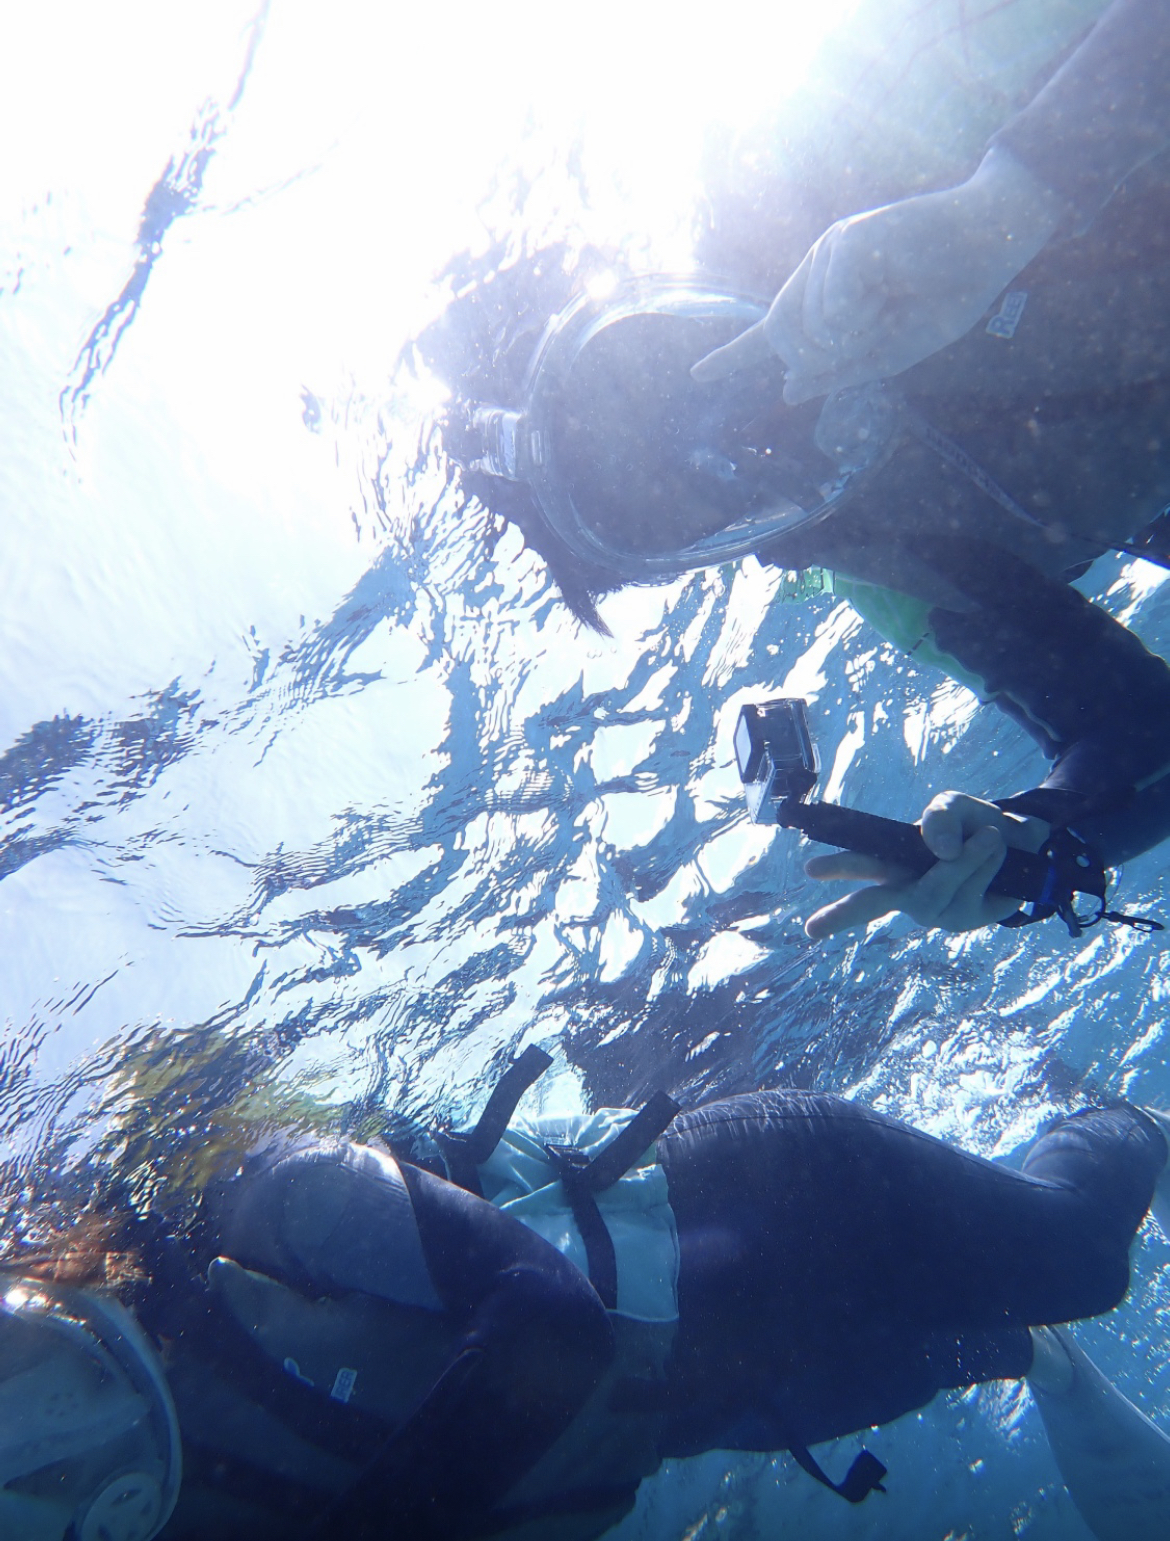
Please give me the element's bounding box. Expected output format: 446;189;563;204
477;1107;680;1325
464;1120;679;1540
432;1077;685;1537
477;1314;673;1541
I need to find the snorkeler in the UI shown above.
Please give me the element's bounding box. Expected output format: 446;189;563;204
429;0;1170;943
6;1052;1170;1541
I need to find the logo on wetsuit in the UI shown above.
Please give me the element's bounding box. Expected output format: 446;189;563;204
986;290;1029;339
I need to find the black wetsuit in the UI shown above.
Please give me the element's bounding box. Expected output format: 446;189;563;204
699;0;1170;868
152;1093;1165;1541
990;0;1170;225
153;1142;615;1541
658;1093;1164;1456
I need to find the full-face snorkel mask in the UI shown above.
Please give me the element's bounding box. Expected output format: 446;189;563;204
0;1279;181;1541
453;276;902;581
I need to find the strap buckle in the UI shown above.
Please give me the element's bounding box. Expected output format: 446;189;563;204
998;827;1163;937
544;1092;681;1311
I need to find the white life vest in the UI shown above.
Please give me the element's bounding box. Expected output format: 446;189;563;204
477;1108;681;1326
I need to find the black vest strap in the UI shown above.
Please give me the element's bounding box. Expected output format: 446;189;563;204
788;1441;888;1504
543;1146;621;1310
581;1092;681;1192
303;1348;485;1540
437;1045;554;1195
543;1091;681;1311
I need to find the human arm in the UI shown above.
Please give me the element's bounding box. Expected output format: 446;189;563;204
803;546;1170;940
215;1144;615;1538
693;146;1065;403
803;792;1049;939
991;0;1170;231
693;0;1170;402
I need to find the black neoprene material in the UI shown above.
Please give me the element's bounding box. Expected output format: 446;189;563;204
377;1162;615;1537
179;1143;613;1540
904;537;1170;869
992;0;1170;228
657;1091;1164;1457
922;538;1170;808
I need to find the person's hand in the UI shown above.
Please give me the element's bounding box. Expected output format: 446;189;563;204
692;147;1066;404
803;791;1051;940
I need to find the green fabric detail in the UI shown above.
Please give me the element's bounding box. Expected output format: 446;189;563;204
830;574;993;700
773;566;834;603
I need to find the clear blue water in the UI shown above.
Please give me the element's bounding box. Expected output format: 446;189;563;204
3;5;1170;1537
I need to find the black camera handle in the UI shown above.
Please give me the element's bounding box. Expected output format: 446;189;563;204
776;798;1108;936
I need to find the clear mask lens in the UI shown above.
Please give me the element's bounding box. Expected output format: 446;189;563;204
465;278;900;578
0;1283;179;1541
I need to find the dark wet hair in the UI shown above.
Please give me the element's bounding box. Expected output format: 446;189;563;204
2;1204;150;1298
416;240;629;633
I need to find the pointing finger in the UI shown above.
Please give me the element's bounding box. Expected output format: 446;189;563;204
805;882;909;940
690;320;776;382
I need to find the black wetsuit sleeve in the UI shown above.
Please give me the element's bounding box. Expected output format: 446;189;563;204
991;0;1170;228
920;542;1170;861
378;1161;616;1536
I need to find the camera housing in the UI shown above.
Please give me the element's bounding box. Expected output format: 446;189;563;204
734;699;820;823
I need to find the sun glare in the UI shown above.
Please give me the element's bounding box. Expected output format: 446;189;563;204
0;0;856;447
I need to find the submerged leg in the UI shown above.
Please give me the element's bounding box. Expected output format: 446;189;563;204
1028;1327;1170;1541
661;1094;1167;1451
1139;1107;1170;1238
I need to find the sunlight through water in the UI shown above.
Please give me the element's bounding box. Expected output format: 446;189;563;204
3;3;1170;1539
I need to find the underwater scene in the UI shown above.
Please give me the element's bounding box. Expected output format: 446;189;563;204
3;2;1170;1537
